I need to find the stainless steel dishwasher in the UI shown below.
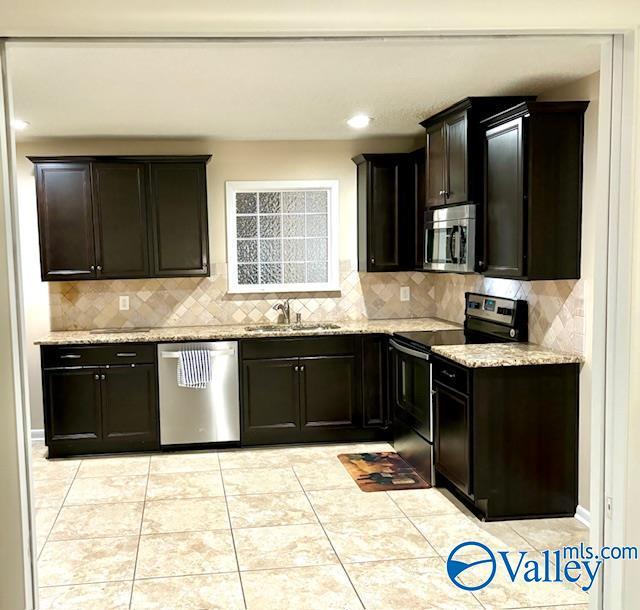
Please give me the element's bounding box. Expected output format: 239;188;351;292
157;341;240;446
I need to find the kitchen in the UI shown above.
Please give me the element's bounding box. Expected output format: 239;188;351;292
10;38;600;609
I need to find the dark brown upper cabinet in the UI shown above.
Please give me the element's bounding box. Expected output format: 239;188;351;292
30;155;211;281
420;97;535;210
148;161;209;277
482;101;588;280
91;162;149;279
353;152;418;272
34;162;96;281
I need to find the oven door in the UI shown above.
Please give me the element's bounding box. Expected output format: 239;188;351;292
389;339;432;443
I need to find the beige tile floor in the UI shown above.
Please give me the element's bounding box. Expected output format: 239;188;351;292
31;441;590;610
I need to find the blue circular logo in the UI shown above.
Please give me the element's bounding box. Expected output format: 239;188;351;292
446;541;497;591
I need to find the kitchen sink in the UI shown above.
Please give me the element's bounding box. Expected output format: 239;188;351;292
244;323;341;333
89;328;151;334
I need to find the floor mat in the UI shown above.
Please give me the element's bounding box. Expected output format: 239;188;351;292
337;451;430;492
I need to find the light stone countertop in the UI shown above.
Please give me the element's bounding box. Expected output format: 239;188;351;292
430;342;583;368
35;317;461;346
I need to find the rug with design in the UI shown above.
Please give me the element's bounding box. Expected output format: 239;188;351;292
337;451;430;492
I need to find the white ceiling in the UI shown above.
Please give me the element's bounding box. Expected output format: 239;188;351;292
8;38;601;140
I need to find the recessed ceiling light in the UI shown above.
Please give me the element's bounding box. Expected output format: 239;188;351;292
11;119;30;131
347;114;372;129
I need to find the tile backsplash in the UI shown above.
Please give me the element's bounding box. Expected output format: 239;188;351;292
48;262;437;330
49;263;584;355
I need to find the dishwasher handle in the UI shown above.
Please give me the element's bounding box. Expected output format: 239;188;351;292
161;349;235;359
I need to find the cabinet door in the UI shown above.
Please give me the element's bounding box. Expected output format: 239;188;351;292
434;383;471;495
484;117;525;277
299;355;359;431
444;111;468;205
425;123;446;208
91;162;149;279
35;163;96;281
100;364;159;450
148;162;209;277
368;158;404;271
362;336;388;428
242;358;300;444
409;148;426;269
44;368;101;442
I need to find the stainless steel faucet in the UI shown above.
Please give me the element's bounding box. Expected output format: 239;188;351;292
272;299;291;325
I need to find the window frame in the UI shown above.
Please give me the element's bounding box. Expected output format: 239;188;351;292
226;179;340;293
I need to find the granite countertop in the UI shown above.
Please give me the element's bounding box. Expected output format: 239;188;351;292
35;317;461;346
430;342;583;368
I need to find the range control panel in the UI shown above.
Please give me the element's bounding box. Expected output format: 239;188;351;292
465;292;522;326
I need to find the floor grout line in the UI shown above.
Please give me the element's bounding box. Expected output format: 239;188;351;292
291;467;367;610
128;454;151;609
37;455;81;562
220;464;248;609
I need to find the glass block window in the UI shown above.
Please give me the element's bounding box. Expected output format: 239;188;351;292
226;180;339;293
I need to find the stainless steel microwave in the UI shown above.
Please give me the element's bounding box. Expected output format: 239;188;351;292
424;204;476;273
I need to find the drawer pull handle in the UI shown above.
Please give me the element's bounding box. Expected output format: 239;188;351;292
60;354;81;359
116;352;137;357
442;370;456;379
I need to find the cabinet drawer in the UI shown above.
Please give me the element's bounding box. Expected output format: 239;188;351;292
241;335;357;360
433;358;470;395
42;343;156;368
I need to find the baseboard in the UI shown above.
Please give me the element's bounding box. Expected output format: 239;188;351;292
575;504;591;527
30;428;45;442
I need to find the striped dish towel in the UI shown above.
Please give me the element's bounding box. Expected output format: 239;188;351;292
177;349;212;389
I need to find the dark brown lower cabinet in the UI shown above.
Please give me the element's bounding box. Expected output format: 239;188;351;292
299;355;358;432
44;367;102;445
240;336;387;446
434;383;471;495
242;358;300;444
432;356;579;521
42;344;159;457
361;335;389;428
101;364;158;448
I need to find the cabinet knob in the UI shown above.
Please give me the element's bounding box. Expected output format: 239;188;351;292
477;260;484;270
94;374;99;380
370;258;375;264
294;365;299;372
101;374;106;380
439;190;446;196
300;365;305;372
96;265;103;271
90;265;95;271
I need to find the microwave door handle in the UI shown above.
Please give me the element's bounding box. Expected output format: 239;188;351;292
449;226;459;264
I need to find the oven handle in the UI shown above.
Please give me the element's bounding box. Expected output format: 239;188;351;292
389;339;430;361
